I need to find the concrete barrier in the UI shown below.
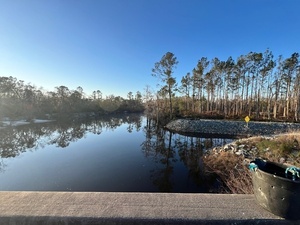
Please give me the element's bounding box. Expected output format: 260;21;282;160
0;192;298;224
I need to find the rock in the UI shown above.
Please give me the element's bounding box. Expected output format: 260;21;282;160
279;157;286;164
166;119;300;137
235;149;243;156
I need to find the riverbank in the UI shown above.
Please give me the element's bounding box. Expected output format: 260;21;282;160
165;119;300;138
166;119;300;194
166;119;300;163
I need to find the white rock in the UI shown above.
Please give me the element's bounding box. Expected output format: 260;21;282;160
279;157;286;164
235;150;243;156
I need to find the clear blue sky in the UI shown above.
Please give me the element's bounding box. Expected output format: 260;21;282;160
0;0;299;98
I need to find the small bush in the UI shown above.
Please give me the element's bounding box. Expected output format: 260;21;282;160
203;152;253;194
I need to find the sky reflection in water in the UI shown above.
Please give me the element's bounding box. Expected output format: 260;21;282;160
0;115;232;192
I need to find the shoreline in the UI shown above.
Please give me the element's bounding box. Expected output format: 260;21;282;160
165;119;300;138
166;119;300;161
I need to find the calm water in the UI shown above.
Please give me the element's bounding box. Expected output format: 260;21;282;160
0;114;232;192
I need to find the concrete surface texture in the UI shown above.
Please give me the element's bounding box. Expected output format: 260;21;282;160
0;192;299;225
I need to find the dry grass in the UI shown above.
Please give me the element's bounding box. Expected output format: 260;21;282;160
203;152;253;194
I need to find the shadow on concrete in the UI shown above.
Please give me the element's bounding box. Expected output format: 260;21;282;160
0;216;299;225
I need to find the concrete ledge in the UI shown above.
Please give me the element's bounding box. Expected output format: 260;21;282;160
0;192;298;224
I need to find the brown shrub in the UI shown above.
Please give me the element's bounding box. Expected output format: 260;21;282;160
203;152;253;194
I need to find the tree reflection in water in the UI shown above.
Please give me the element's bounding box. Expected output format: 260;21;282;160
0;114;142;159
0;114;232;192
0;159;6;173
141;120;231;192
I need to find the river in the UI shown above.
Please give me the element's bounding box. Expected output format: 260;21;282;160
0;114;233;193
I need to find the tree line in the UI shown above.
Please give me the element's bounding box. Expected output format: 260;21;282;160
0;76;144;120
2;49;299;122
148;50;300;122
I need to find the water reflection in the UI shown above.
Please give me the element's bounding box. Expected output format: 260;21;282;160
0;114;142;158
141;122;231;192
141;128;175;192
0;114;232;192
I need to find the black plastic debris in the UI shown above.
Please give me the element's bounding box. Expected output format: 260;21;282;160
250;158;300;220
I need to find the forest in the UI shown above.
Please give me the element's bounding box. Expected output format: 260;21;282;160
1;48;299;122
148;50;300;122
0;77;144;120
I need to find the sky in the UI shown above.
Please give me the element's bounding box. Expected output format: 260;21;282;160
0;0;300;98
